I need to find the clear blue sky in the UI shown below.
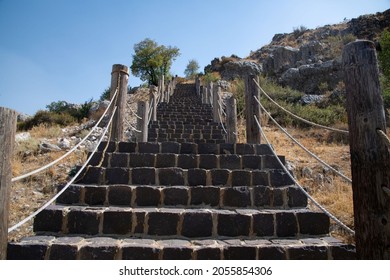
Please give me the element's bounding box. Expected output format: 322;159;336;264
0;0;389;115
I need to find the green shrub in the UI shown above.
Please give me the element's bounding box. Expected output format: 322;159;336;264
18;110;76;131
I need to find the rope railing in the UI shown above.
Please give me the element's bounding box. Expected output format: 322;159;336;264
254;96;352;184
217;107;228;134
11;87;119;182
253;114;355;235
8;106;118;233
252;78;349;134
377;129;390;150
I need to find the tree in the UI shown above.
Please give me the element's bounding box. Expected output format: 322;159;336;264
131;38;180;86
184;59;200;79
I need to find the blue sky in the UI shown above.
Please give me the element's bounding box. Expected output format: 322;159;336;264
0;0;389;115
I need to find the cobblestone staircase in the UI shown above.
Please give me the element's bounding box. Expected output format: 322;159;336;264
7;83;355;260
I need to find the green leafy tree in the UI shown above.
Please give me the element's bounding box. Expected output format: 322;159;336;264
184;59;200;79
131;38;180;86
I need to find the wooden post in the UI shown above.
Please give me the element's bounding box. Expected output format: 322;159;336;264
213;85;220;122
202;85;207;104
136;101;149;142
226;96;237;143
0;107;17;260
244;74;261;144
149;85;158;122
342;40;390;259
110;64;129;142
195;76;201;96
207;82;213;105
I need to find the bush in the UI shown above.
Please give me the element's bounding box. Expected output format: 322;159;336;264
18;110;76;131
293;25;308;38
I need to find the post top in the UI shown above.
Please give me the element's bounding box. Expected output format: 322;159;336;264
112;64;129;75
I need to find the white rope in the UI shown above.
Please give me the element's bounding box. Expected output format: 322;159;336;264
217;108;228;134
8;106;117;233
253;115;355;235
11;88;119;182
377;129;390;150
127;103;142;120
125;118;142;133
217;98;227;116
253;79;349;134
254;96;352;184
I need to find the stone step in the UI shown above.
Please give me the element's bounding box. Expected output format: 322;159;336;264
147;132;225;140
88;152;285;171
97;141;275;155
149;121;222;129
76;166;294;187
32;205;330;238
7;235;355;260
147;138;226;144
56;184;307;209
149;128;223;134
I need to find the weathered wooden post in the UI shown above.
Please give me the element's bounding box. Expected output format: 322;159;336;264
0;107;17;260
342;40;390;259
244;74;261;144
110;64;129;141
226;96;238;143
207;82;213;105
136;101;149;142
213;85;220;122
149;85;158;122
202;85;207;104
195;76;201;96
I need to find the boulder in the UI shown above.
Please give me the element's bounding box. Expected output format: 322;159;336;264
220;60;262;80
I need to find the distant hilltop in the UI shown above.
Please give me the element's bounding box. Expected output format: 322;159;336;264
205;9;390;96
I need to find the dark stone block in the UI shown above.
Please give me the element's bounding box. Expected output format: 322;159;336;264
199;154;218;169
111;153;129;167
255;144;273;155
253;213;274;236
211;169;230;186
121;245;161;260
180;142;197;154
188;169;207;186
7;243;49;260
49;244;78;260
103;210;132;234
276;212;297;237
79;242;118;260
198;143;217;154
219;143;235;155
147;212;179;236
138;142;159;153
223;187;251;207
156;154;176;168
252;170;269;186
269;170;294;187
129;154;155;168
253;186;271;207
67;209;100;235
135;186;160;206
158;168;184;186
273;188;284;207
236;143;255;155
105;168;129;185
56;184;81;204
220;155;241;169
161;142;180;153
258;246;286;260
224;246;257;260
297;212;329;235
98;141;116;152
217;212;251;236
131;167;156;185
288;246;328;260
84;185;107;205
288;187;307;207
331;244;356;260
33;206;63;232
77;166;104;184
133;211;146;234
181;212;213;237
231;170;251;186
195;247;221;260
163;187;188;206
108;185;132;206
162;244;193;260
178;154;198;169
262;155;284;169
88;151;103;166
190;186;219;206
242;155;262;170
118;142;137;153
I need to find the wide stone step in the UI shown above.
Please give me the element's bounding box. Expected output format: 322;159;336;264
149;121;222;129
88;152;285;171
56;184;307;209
76;166;294;187
97;141;275;155
147;138;226;144
147;132;225;141
7;235;355;260
32;205;329;238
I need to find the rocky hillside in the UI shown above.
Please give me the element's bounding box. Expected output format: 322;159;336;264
206;9;390;96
